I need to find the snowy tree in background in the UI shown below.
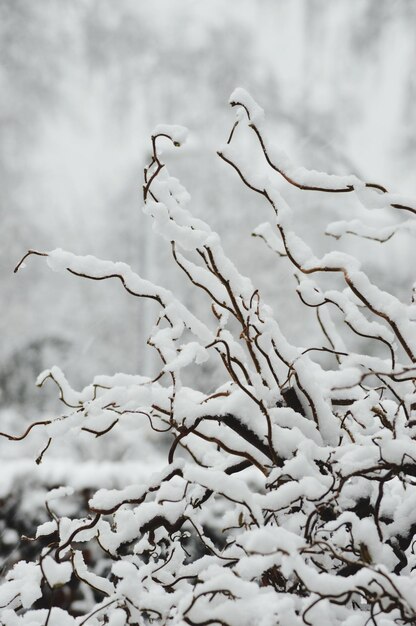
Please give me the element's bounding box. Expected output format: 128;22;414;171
2;91;416;625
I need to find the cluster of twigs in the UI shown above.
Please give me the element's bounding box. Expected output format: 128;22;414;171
1;91;416;625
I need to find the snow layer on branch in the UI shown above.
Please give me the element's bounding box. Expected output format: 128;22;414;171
45;248;213;344
42;556;72;588
152;124;188;146
1;608;77;626
46;249;171;341
144;199;215;251
45;485;75;501
73;550;115;596
229;87;264;122
163;341;209;372
46;249;167;300
1;561;42;609
252;221;287;256
286;164;361;190
89;461;183;511
355;184;416;212
183;464;263;526
230;89;361;192
326;217;416;242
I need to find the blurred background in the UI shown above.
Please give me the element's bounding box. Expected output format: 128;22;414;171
1;0;416;471
1;0;416;577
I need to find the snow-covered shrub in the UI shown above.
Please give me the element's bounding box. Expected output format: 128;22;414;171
2;89;416;625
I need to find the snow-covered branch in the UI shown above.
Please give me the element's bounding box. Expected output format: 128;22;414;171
2;91;416;626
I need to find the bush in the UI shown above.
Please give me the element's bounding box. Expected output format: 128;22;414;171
1;89;416;625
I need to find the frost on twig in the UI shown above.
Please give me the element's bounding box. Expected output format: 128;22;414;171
2;93;416;625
